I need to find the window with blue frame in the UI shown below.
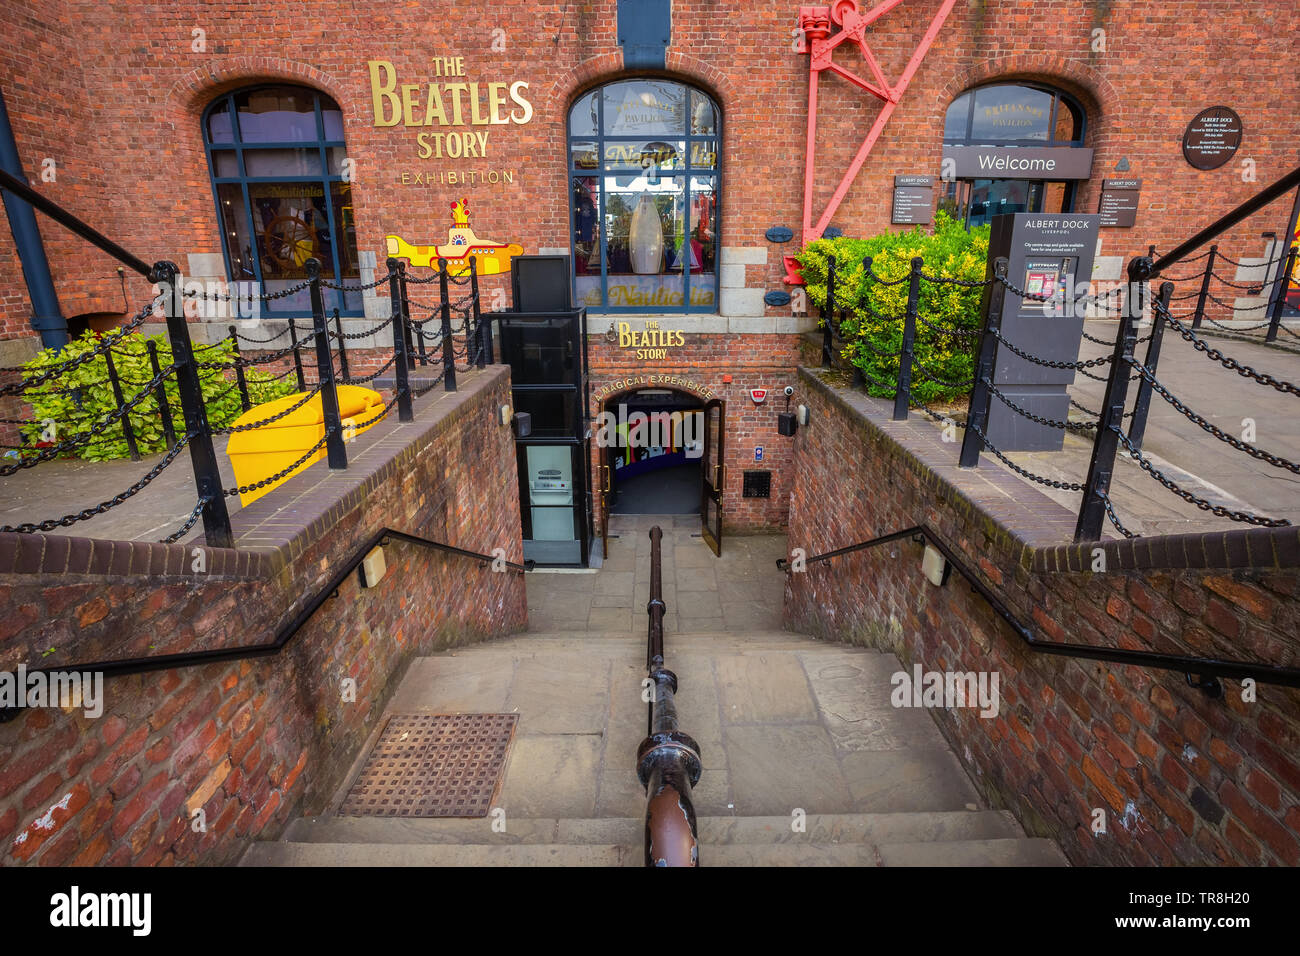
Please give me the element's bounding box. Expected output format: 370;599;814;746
569;79;720;313
202;85;361;316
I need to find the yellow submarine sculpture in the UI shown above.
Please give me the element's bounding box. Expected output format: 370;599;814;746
385;198;523;275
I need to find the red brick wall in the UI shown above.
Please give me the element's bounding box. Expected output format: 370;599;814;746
3;0;1295;347
784;369;1300;866
587;334;802;532
0;369;527;865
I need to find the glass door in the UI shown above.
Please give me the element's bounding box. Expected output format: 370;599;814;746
699;398;724;556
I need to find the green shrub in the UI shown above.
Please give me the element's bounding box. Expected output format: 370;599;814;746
17;331;297;462
795;211;991;402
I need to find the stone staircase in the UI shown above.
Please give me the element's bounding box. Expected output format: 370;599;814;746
241;627;1066;867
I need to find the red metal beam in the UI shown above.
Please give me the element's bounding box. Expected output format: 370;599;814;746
795;0;959;247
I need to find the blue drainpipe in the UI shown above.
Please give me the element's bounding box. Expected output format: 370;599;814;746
0;87;67;350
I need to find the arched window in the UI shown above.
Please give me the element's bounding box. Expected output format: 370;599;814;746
939;82;1087;229
203;85;361;315
568;79;720;313
943;83;1084;146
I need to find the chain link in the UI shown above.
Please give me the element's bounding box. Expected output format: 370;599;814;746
1157;303;1300;396
0;296;160;393
0;433;193;533
0;363;178;475
160;498;208;544
984;378;1096;433
1098;491;1138;539
211;384;323;435
1113;427;1290;527
1127;359;1300;472
966;419;1084;490
991;327;1115;370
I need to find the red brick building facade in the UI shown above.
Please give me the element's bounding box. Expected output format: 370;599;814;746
2;0;1297;541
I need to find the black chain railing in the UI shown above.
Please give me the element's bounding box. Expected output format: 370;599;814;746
0;174;496;549
815;177;1300;545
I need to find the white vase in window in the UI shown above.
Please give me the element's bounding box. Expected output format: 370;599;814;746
629;193;664;275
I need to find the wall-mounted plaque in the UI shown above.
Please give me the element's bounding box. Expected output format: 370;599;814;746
892;174;934;224
1097;178;1142;228
1182;107;1242;170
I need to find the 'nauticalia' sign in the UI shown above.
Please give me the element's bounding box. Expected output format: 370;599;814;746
942;145;1094;180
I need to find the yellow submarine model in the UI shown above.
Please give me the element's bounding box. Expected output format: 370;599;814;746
385;198;524;275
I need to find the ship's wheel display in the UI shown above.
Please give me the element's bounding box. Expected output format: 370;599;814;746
786;0;958;283
263;213;318;270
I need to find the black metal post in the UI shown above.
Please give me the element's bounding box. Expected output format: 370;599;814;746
306;259;347;470
102;348;140;461
151;261;233;549
636;525;701;867
386;257;414;423
1074;256;1148;541
959;257;1009;468
1126;282;1174;453
1190;244;1217;330
1265;247;1297;343
145;339;177;448
821;255;836;368
438;258;457;392
892;256;923;421
333;308;350;383
227;324;251;412
469;257;487;368
287;318;306;392
399;262;419;369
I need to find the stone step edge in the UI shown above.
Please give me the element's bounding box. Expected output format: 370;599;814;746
282;809;1022;846
241;836;1067;867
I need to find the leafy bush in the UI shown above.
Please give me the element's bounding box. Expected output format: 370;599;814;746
17;331;297;461
796;211;991;402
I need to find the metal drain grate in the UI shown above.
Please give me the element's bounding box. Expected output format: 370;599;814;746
340;713;518;818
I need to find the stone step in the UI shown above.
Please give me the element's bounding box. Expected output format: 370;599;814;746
282;810;1023;847
241;834;1066;867
480;640;849;655
239;841;630;867
876;838;1069;867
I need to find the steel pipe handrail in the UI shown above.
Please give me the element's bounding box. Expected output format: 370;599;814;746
1150;164;1300;277
0;529;533;720
637;525;701;866
0;167;153;277
777;525;1300;693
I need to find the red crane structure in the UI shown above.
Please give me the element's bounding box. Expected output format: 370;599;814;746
787;0;959;283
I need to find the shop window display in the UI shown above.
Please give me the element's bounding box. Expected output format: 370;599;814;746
569;80;719;313
202;85;362;316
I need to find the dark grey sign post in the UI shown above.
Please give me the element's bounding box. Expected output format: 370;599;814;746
984;212;1102;452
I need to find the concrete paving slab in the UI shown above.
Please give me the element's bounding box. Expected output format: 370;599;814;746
723;724;854;815
717;654;819;724
839;746;983;813
507;656;611;735
497;734;602;817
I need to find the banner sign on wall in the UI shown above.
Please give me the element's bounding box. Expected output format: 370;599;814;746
941;145;1095;181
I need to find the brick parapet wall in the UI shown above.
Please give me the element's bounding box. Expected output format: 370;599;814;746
0;366;527;865
784;367;1300;865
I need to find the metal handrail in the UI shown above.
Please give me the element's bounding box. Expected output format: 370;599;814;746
777;525;1300;693
0;167;152;277
636;525;701;866
1150;164;1300;277
0;529;533;720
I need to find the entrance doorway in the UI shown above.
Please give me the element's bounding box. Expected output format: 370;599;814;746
601;389;704;516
